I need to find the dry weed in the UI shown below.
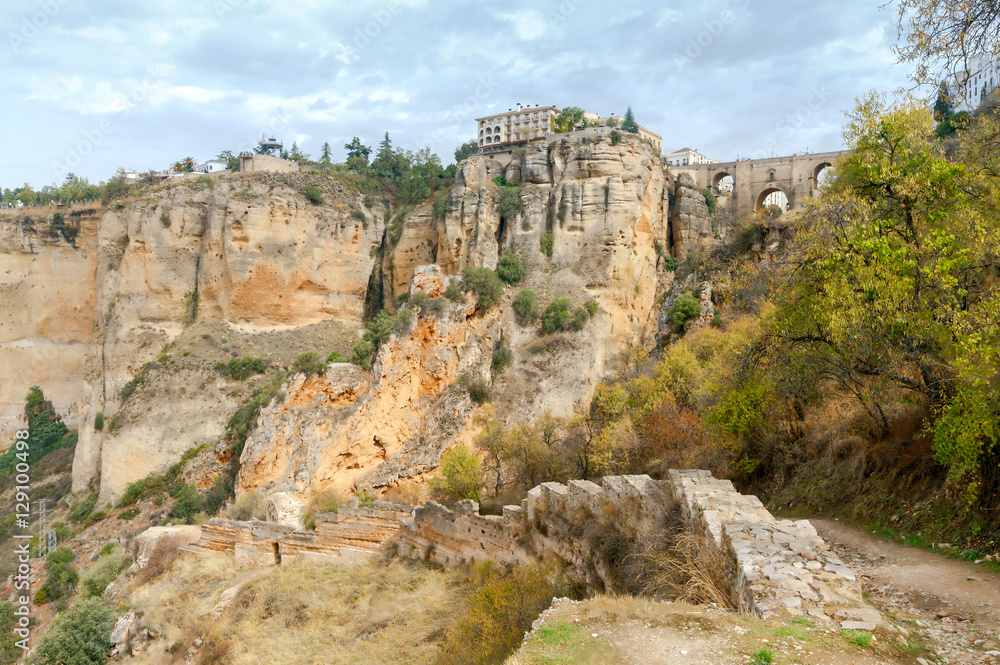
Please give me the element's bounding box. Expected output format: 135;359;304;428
638;530;737;611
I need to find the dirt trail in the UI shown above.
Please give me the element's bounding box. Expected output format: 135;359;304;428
813;519;1000;664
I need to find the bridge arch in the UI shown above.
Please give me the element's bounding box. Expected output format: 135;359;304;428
813;162;834;189
755;184;791;213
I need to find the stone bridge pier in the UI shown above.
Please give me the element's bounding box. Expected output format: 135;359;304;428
681;151;847;214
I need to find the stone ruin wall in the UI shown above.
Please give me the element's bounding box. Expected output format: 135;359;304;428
191;471;875;626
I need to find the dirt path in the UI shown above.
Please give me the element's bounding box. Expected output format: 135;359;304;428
813;519;1000;664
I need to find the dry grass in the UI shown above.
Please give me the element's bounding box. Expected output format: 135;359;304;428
638;530;738;610
126;554;462;665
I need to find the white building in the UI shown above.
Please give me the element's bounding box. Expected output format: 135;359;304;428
196;159;229;174
476;104;662;152
664;147;716;167
476;104;559;150
955;54;999;112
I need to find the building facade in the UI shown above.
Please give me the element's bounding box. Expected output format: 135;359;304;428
476;104;559;150
955;54;999;112
664;147;716;167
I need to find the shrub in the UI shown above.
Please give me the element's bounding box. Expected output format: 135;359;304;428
350;340;376;370
663;256;678;271
444;281;465;302
461;267;503;312
327;351;347;364
432;189;449;219
512;290;537;325
225;491;265;521
610;129;623;146
204;473;233;515
0;603;18;665
467;380;493;405
118;473;168;507
496;251;524;286
117;507;140;521
669;293;702;331
28;598;115;665
70;492;98;523
541;299;572;334
492;340;513;374
93;412;103;431
215;357;266;380
168;482;204;523
701;187;717;213
539;231;554;257
80;546;129;597
292;351;327;377
584;299;598;316
42;547;78;601
429;447;483;502
302;185;324;204
302;488;346;530
438;564;566;665
568;306;589;331
498;186;521;222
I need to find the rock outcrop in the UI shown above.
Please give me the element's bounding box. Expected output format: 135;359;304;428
670;172;712;259
0;207;101;438
74;174;386;501
235;274;496;517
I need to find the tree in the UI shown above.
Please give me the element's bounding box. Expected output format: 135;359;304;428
894;0;1000;86
345;136;372;162
496;251;524;285
762;92;1000;497
454;139;479;163
320;142;333;167
554;106;585;133
217;150;240;171
429;447;483;502
622;106;639;134
933;82;954;122
27;598;115;665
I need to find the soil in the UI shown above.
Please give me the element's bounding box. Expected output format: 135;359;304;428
814;519;1000;664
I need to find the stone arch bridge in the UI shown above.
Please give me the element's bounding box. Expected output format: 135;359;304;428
682;150;848;213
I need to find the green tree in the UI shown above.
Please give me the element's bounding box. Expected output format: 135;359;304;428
622;106;639;134
28;598;115;665
762;92;1000;498
320;142;333;167
669;294;701;331
430;447;483;502
496;251;524;285
345;137;372;170
454;139;479;163
217;150;240;171
554;106;585;133
512;289;537;325
461;267;503;312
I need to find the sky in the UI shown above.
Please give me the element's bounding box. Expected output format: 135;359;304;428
0;0;915;188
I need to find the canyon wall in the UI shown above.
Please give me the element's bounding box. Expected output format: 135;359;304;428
0;207;101;439
73;174;385;502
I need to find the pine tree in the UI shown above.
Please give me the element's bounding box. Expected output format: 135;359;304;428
622;107;639;134
320;142;332;167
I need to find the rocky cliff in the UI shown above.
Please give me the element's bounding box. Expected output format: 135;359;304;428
73;174;386;502
1;134;713;507
0;206;101;438
232;135;703;515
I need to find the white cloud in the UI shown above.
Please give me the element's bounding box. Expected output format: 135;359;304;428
73;26;126;43
656;9;682;27
496;10;547;41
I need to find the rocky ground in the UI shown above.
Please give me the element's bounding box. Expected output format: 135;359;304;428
508;520;1000;665
814;519;1000;664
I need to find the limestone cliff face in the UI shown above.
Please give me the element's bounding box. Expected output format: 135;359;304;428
671;172;712;259
75;174;385;501
236;267;495;516
0;208;100;439
387;134;673;420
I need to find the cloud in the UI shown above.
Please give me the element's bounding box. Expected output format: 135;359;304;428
0;0;913;186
